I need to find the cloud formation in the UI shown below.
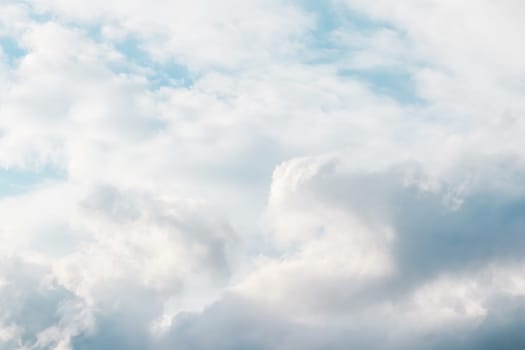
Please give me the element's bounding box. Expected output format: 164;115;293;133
1;1;525;349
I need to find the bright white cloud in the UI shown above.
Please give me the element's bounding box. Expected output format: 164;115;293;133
1;1;525;349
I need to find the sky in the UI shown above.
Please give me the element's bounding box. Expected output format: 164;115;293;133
1;0;525;349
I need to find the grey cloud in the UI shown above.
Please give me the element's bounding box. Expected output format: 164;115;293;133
158;295;360;350
116;154;525;350
154;292;525;350
0;183;239;349
0;258;81;349
301;156;525;292
427;295;525;350
5;156;525;350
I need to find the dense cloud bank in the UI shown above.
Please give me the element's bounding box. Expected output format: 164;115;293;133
1;1;525;349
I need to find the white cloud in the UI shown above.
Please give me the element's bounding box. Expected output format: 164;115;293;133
162;154;525;349
1;0;525;349
31;0;313;71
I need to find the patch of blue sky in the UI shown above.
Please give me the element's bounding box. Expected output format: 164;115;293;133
299;0;395;59
299;0;342;46
0;167;66;198
0;36;26;66
297;1;421;104
81;24;194;90
27;6;55;23
114;36;193;89
340;69;423;104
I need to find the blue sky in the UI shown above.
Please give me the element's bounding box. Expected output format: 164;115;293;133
1;1;525;349
0;167;64;197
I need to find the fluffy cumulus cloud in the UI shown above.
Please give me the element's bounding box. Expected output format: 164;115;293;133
1;0;525;349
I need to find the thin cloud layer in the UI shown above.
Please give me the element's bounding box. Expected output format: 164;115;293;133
1;1;525;349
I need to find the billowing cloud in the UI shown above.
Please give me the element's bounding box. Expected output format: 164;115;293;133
1;0;525;349
163;154;525;350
